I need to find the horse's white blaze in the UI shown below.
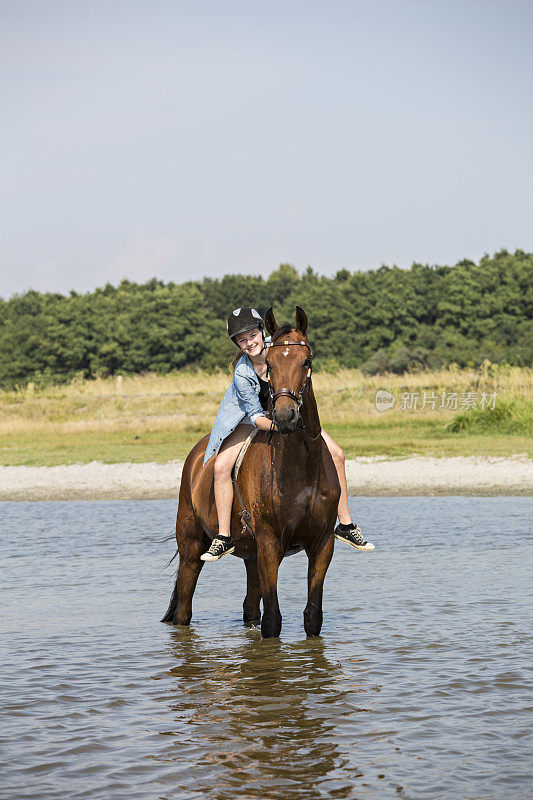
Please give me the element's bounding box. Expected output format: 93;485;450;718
283;348;289;356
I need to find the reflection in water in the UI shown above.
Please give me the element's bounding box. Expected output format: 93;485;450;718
158;628;368;799
2;498;531;800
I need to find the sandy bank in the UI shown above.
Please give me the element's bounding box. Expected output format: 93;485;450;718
0;455;531;501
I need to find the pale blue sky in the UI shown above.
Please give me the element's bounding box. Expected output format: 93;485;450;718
1;0;532;298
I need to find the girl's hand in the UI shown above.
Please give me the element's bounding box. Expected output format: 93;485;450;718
255;415;277;432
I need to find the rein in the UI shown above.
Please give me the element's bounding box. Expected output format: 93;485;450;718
266;339;322;442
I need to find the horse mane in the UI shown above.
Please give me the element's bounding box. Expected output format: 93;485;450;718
272;322;295;342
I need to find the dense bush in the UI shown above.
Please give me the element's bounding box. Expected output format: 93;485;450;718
1;250;531;387
445;399;533;435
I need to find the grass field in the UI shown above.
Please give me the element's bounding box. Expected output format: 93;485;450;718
1;365;531;466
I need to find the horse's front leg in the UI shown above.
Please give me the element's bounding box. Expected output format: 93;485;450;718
243;558;261;627
304;533;334;636
256;536;283;638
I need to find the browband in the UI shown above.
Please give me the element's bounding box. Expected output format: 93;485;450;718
269;339;312;352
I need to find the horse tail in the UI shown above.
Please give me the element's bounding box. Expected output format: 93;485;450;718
163;546;179;570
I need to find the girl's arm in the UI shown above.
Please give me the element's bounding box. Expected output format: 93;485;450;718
233;370;276;430
233;371;263;424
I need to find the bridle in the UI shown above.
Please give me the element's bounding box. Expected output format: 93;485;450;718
267;339;313;409
266;338;321;441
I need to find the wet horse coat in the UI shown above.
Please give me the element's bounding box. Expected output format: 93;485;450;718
162;307;340;638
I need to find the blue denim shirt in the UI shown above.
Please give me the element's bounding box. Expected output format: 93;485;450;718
203;341;270;465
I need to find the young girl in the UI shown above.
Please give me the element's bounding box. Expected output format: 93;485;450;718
200;306;374;561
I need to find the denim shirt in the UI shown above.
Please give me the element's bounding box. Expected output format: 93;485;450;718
203;340;270;465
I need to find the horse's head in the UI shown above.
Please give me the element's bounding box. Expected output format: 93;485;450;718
264;306;313;434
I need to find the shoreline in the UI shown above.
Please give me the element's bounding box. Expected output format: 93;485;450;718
0;455;531;501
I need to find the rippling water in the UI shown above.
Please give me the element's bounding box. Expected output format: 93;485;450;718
1;497;532;800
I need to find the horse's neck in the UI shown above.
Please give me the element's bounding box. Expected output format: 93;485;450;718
301;381;321;440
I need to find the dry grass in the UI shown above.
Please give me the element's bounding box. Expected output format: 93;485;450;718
1;364;531;465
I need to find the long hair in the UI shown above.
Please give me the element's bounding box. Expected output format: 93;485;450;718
229;350;242;378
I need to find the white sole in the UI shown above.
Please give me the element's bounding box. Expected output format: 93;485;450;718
200;546;235;562
335;534;375;551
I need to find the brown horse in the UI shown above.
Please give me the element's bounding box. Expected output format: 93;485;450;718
161;306;340;638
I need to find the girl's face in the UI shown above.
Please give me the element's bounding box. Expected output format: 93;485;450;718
235;327;263;356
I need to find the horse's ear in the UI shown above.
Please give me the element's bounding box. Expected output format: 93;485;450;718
264;306;278;335
295;306;308;336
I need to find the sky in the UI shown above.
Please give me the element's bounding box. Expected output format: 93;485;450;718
1;0;532;298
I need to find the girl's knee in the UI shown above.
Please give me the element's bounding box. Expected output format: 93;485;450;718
331;444;345;466
214;453;234;481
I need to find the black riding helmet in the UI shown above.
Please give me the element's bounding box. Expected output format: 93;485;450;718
226;307;264;343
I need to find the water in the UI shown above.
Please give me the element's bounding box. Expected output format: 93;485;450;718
1;497;532;800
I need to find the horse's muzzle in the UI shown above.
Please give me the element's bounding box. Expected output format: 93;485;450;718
272;406;299;434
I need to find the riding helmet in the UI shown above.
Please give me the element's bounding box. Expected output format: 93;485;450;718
226;307;264;342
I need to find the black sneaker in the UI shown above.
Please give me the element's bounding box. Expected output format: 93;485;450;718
334;523;375;551
200;537;235;561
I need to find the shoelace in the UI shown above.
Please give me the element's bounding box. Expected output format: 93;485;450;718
346;525;365;544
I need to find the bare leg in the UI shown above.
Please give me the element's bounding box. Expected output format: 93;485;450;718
321;429;375;551
214;424;254;537
321;429;351;524
213;472;234;537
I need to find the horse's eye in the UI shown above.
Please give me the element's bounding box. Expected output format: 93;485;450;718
303;358;311;368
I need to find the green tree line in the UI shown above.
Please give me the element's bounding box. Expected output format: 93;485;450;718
0;249;531;387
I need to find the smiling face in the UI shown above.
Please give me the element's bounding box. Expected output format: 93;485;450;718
234;327;264;357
